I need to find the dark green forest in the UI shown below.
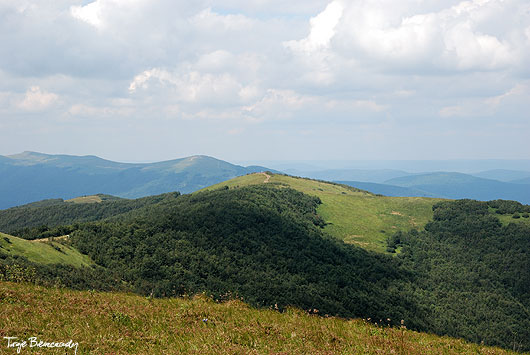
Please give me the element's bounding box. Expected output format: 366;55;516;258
70;186;423;328
0;192;180;239
1;185;529;351
391;199;530;351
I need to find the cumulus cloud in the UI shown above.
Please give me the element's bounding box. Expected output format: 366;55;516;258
284;1;343;52
439;81;530;118
18;86;58;111
190;7;254;31
129;67;250;106
1;0;529;160
288;0;530;74
70;1;105;29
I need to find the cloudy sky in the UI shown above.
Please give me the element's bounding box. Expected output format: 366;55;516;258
1;0;529;162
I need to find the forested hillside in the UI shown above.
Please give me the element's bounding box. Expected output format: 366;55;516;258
204;173;439;252
70;185;422;328
1;175;528;351
0;192;180;239
392;199;530;351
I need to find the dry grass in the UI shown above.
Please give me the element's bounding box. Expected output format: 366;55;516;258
0;281;514;354
65;195;103;204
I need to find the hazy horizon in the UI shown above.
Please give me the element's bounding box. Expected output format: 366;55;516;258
3;150;530;174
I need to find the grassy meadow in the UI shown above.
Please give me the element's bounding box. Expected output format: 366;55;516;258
0;281;514;354
0;233;93;268
204;173;442;252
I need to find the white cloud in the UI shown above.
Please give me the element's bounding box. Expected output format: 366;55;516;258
288;0;529;74
70;1;105;29
70;0;149;30
284;1;343;52
129;68;246;105
439;82;530;118
1;0;529;160
485;83;528;107
190;7;254;31
18;86;58;111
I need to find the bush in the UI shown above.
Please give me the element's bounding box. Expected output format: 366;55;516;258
512;213;521;219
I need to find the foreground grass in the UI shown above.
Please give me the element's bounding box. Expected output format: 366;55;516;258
0;233;93;268
0;282;513;354
204;173;441;252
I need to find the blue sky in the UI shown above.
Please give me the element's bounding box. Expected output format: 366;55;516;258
0;0;529;163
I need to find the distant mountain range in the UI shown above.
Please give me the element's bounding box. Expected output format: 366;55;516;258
335;181;439;198
287;168;412;183
1;152;529;209
0;151;275;209
338;171;530;203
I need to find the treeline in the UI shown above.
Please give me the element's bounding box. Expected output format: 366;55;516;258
391;199;530;351
488;199;530;214
0;192;180;239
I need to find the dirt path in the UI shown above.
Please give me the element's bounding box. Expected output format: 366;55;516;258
31;235;70;243
261;172;271;183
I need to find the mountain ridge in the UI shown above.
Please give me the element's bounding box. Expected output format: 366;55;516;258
0;152;277;209
384;172;530;203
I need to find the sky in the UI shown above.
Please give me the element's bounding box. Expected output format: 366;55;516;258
0;0;529;163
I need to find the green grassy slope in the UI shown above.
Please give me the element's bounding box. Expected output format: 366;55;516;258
0;281;513;354
203;173;442;252
0;232;93;267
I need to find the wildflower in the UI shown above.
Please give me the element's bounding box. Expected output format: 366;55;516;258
202;318;208;323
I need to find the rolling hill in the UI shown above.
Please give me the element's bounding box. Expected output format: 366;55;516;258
0;192;180;239
1;173;529;351
0;151;276;209
384;172;530;204
285;168;413;183
335;180;439;198
512;176;530;184
471;169;530;182
0;173;439;253
202;173;441;252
